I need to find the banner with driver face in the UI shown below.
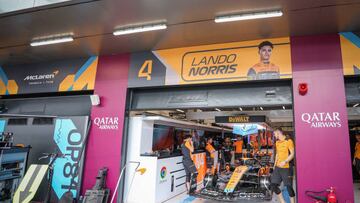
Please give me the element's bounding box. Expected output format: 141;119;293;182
128;37;292;87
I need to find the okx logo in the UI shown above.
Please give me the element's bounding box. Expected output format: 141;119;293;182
52;119;84;199
160;167;167;179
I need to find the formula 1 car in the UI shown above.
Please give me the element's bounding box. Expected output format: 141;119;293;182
194;156;273;201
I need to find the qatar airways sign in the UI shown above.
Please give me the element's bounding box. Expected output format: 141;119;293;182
301;112;342;128
93;117;119;130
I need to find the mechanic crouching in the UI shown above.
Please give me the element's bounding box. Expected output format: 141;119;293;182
271;127;296;203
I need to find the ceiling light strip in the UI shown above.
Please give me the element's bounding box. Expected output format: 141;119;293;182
215;10;283;23
113;23;167;36
30;36;73;46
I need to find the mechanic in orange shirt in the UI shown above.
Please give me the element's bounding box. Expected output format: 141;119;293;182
249;134;260;156
233;135;244;160
181;134;197;194
353;133;360;181
270;127;295;203
205;137;216;174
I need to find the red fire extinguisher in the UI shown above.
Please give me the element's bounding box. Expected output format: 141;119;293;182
305;186;337;203
327;187;337;203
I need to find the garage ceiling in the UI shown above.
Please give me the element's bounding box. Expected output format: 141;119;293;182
0;0;360;65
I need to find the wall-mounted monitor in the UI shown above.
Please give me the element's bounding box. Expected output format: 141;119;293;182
152;124;175;151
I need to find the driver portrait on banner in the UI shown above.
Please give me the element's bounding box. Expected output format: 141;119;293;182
247;41;280;80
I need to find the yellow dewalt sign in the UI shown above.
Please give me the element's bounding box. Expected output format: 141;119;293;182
13;165;48;203
228;116;250;123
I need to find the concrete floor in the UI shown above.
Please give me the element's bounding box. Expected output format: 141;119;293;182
165;183;360;203
165;192;279;203
354;183;360;203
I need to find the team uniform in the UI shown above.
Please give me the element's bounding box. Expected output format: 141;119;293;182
247;62;280;80
205;143;216;168
181;141;197;183
271;139;295;197
233;140;243;159
260;131;267;146
355;142;360;173
222;145;234;163
205;143;216;174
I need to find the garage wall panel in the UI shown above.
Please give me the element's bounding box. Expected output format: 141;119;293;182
131;81;292;110
291;34;354;203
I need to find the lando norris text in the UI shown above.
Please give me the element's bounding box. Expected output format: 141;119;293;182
187;54;238;77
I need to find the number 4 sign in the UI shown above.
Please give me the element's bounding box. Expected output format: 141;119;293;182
128;51;166;87
138;60;153;80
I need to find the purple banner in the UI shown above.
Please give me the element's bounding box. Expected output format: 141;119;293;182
82;54;130;200
292;34;354;203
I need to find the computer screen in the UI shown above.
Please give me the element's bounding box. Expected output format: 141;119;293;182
152;124;175;151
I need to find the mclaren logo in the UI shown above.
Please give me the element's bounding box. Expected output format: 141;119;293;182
24;70;59;81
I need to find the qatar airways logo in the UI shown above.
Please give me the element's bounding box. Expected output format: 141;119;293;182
301;112;341;128
93;117;119;130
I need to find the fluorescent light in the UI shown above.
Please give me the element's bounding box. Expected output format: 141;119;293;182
176;109;184;113
260;107;263;110
215;108;221;112
282;106;286;110
113;23;167;36
215;10;283;23
354;103;359;107
30;36;73;46
239;107;243;111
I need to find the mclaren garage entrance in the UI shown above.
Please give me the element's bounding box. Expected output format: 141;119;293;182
122;80;297;203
